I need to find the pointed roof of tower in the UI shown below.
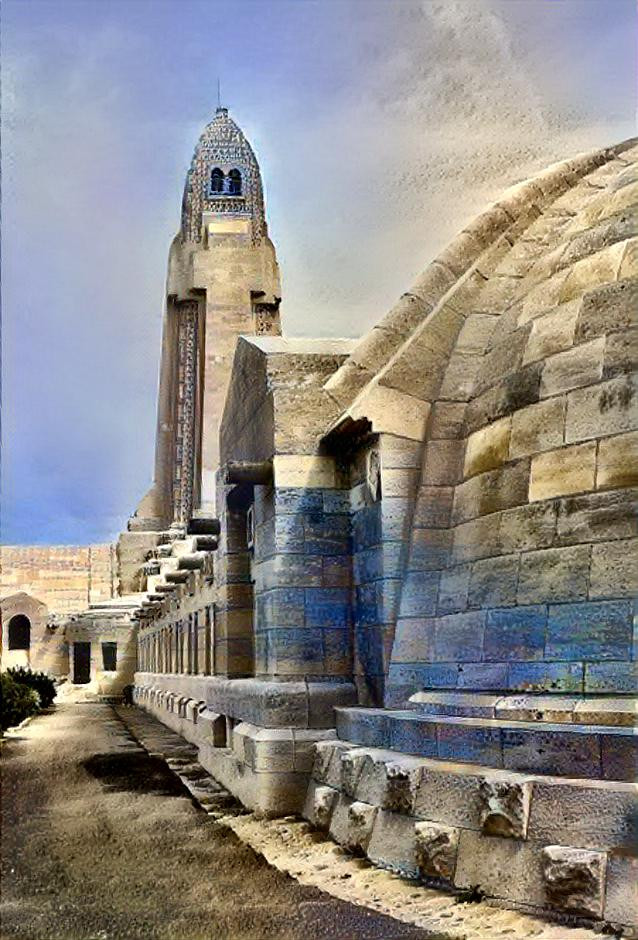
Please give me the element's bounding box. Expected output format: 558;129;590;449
181;107;266;243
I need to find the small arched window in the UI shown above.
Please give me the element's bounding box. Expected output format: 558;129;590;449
228;169;242;195
8;615;31;650
210;168;224;194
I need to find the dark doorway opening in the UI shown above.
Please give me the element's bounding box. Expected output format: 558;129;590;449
73;642;91;684
8;615;31;650
102;642;117;671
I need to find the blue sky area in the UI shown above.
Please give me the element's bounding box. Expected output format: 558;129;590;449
1;0;636;544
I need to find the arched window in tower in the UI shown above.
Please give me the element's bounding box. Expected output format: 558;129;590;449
210;168;224;194
228;169;242;195
8;614;30;650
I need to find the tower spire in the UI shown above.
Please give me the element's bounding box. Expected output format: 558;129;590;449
217;77;222;111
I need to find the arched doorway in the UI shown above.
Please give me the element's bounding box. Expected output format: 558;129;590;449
8;615;30;650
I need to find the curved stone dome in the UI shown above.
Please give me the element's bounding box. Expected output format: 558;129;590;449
181;107;266;242
323;139;638;704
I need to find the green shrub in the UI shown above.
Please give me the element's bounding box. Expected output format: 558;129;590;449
1;673;40;732
6;667;57;708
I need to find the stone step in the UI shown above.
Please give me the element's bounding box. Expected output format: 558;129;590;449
335;707;637;781
408;691;636;727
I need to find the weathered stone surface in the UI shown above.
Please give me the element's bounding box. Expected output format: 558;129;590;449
422;440;464;486
545;599;632;661
509;397;565;459
517;544;590;604
340;748;372;797
437;564;471;614
604;327;638;378
541;845;606;917
565;372;637;444
467;555;519;609
383;760;420;814
413;486;454;528
452;460;530;524
452;515;502;563
529;779;638;852
366;810;419;877
540;337;605;398
342;800;378;853
575;277;638;343
484;606;547;661
464;417;511;478
556;488;638;544
413;764;483;829
312;784;338;829
529;441;596;502
312;740;352;786
414;821;459;881
596;430;638;490
604;855;638;927
454;829;546;905
479;775;532;839
499;501;557;552
522;300;579;364
589;538;638;598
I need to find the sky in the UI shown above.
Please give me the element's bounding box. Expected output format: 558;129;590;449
1;0;636;545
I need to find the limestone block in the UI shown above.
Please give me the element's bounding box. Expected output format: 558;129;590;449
507;661;584;693
596;430;638;490
529;441;596;502
604;855;638;928
509;397;565;459
340;748;371;797
474;328;531;398
367;810;419;877
619;236;638;278
433;611;485;662
484;606;546;662
464;417;511;479
409;529;451;572
604;327;638;379
479;775;532;839
558;240;627;304
522;300;579;364
339;800;377;853
501;726;600;778
499;501;557;553
438;352;484;402
422;440;464;486
428;402;466;440
380;468;420;499
494;695;577;723
414;821;459;881
273;455;336;489
312;784;338;830
465;362;543;434
565;372;637;444
437;564;471;615
456;314;499;355
545;599;632;661
454;829;546;905
585;661;637;693
575;277;638;343
540;337;605;398
529;779;638;852
383;760;420;814
380;435;423;469
517;544;590;604
590;538;638;598
467;554;519;609
312;740;352;786
541;845;606;917
452;460;530;525
349;384;431;441
517;271;569;326
555;489;638;545
391;618;435;664
452;514;502;564
413;486;454;528
389;715;438;759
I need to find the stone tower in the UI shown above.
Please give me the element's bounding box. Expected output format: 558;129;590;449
131;107;281;531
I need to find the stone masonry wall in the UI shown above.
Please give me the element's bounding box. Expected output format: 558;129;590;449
0;544;117;616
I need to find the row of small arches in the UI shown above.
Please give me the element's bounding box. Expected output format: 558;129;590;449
210;168;242;195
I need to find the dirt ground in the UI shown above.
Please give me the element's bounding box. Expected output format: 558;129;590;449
0;704;433;940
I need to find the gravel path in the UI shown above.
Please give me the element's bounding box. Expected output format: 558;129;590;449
0;704;432;940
